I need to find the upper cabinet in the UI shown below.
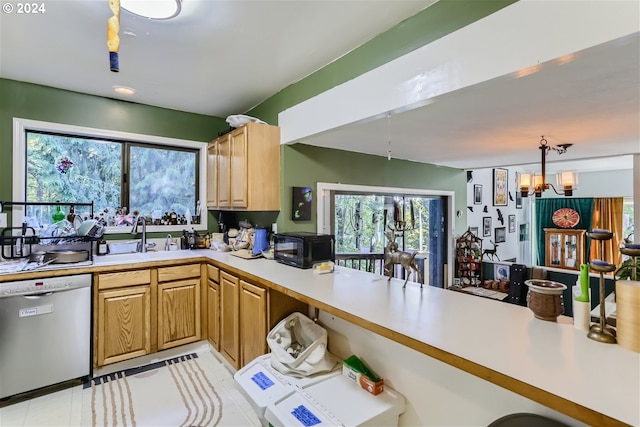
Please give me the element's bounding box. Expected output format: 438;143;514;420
207;122;280;211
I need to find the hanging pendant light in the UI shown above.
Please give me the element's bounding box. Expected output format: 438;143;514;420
517;136;578;197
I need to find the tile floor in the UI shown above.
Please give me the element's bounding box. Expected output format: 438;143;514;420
0;341;262;427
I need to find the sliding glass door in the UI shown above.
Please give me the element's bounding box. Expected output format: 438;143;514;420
327;187;450;287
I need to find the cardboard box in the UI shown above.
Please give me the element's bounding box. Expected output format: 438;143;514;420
342;355;384;395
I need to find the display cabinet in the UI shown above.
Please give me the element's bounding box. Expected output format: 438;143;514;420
543;228;586;271
455;228;483;286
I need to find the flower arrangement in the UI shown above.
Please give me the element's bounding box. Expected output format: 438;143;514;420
56;156;74;174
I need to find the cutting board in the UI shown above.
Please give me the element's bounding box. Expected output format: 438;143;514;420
229;249;262;259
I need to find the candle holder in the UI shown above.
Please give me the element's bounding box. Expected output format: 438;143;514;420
586;231;616;344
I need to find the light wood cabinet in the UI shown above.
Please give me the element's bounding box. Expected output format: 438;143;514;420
218;267;308;369
157;278;201;350
95;270;152;367
217;134;231;208
157;264;201;350
544;228;586;271
207;265;220;351
207;122;280;211
230;128;248;208
94;263;201;367
206;141;218;208
240;280;267;366
220;270;240;367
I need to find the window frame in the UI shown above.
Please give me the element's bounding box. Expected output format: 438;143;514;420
12;117;208;234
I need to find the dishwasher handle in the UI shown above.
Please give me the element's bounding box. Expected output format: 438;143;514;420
24;292;55;298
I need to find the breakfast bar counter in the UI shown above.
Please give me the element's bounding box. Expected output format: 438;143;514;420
1;250;637;426
203;251;639;427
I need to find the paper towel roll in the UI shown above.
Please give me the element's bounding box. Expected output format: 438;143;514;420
616;280;640;353
573;300;591;331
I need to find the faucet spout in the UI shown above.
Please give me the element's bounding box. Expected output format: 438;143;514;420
131;216;147;253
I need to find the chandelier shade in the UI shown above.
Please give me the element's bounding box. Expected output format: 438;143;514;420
517;137;578;198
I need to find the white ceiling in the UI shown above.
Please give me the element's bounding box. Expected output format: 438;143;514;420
0;0;433;116
297;32;640;171
1;1;638;173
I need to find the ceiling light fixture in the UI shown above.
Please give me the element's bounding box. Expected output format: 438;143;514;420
120;0;181;20
517;136;578;198
113;85;136;95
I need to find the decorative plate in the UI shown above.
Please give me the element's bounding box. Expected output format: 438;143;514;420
552;208;580;228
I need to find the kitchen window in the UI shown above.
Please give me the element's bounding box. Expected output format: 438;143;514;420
12;118;208;233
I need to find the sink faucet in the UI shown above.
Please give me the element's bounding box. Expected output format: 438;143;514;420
131;216;147;253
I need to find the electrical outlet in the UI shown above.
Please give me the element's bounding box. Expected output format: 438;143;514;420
0;213;7;228
272;223;277;234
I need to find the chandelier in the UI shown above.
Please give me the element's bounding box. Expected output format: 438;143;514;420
517;136;578;198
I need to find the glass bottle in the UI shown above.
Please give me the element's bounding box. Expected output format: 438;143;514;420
66;204;76;223
52;203;66;223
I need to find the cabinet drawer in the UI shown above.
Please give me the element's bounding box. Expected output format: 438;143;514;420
98;270;151;290
207;264;219;283
158;264;201;282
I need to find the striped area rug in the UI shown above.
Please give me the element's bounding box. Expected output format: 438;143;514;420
82;352;249;427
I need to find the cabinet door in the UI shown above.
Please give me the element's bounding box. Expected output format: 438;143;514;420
157;279;201;350
217;134;231;208
220;271;240;368
97;286;151;366
206;141;218;208
240;280;267;366
230;127;248;208
208;280;220;351
544;229;584;271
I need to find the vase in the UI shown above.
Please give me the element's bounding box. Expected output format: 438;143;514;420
525;279;567;321
52;204;66;223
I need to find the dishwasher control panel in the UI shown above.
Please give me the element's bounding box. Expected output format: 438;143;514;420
0;274;91;297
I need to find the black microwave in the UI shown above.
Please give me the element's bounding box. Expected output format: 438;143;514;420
273;232;335;269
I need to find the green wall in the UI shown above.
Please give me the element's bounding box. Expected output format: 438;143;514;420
278;144;466;233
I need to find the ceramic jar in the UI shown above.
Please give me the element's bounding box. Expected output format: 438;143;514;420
525;279;567;321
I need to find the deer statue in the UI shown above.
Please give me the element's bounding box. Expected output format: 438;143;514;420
482;240;500;261
383;227;422;288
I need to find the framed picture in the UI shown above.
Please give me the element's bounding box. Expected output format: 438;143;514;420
508;214;516;233
470;226;479;237
493;168;508;206
473;184;482;205
495;226;506;243
482;217;492;237
494;263;510;281
292;186;312;221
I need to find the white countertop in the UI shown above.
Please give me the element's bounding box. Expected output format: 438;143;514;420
201;250;639;426
6;249;636;425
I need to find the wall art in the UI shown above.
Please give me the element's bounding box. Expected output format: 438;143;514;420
493;168;508;206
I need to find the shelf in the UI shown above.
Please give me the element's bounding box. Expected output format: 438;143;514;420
456;229;482;286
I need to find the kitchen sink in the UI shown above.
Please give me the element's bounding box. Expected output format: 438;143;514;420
93;252;152;264
92;250;193;265
107;240;140;254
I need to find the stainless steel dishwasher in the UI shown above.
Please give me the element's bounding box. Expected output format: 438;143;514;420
0;274;91;399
